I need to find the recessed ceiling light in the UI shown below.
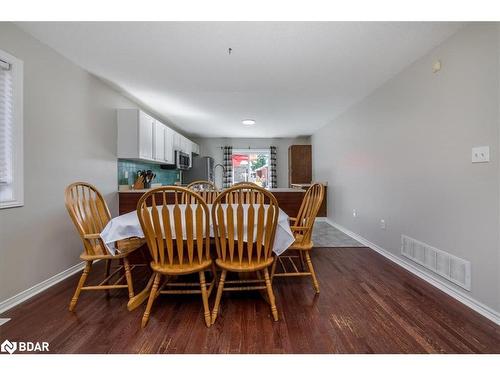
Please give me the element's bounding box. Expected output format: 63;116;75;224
242;119;256;126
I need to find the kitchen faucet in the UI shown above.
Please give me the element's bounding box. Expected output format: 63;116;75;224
214;163;226;189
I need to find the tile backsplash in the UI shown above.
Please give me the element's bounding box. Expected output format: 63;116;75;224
118;159;180;186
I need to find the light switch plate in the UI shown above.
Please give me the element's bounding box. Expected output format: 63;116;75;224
472;146;489;163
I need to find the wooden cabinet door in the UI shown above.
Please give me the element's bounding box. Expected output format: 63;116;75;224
289;145;312;185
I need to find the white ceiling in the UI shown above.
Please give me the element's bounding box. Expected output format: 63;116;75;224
17;22;463;138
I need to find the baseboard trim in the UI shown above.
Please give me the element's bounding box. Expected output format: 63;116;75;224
0;261;85;314
324;219;500;326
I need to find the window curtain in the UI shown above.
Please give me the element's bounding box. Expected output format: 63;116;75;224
269;146;277;188
222;146;233;188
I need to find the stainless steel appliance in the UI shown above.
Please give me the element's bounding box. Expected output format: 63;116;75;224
182;156;215;184
175;150;191;170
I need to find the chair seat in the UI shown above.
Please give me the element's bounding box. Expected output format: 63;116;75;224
288;239;313;251
216;256;274;272
150;259;212;275
80;237;146;260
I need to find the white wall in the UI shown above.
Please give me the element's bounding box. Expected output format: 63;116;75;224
0;23;140;303
312;23;500;313
193;137;311;188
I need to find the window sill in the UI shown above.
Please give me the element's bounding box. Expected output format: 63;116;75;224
0;199;24;209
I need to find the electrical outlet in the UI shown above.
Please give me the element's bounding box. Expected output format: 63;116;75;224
380;219;386;230
472;146;489;163
352;209;357;218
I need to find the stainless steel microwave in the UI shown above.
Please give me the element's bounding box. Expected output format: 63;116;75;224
175;150;191;170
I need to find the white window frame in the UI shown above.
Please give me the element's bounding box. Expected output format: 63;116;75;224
0;48;23;209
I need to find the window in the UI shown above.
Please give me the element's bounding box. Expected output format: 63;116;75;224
0;49;23;209
232;149;270;188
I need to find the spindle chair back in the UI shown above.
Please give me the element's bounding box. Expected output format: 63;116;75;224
210;184;280;323
271;183;325;294
64;182;145;312
184;180;219;204
136;186;214;327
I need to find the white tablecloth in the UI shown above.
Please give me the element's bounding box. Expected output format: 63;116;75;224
100;204;295;256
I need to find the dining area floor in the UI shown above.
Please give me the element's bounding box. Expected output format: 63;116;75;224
1;245;499;354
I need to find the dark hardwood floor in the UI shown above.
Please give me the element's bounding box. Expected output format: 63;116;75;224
1;247;499;354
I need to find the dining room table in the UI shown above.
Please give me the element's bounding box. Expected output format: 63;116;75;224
99;203;296;310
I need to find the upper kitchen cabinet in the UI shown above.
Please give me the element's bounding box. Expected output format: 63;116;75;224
118;109;155;161
172;131;182;151
181;136;191;154
153;120;165;162
191;142;200;155
117;109;200;164
164;126;175;164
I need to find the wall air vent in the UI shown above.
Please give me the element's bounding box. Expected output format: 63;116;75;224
401;235;471;291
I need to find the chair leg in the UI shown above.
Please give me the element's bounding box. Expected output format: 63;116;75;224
141;273;161;328
104;259;111;277
123;257;134;299
304;251;320;294
298;251;306;271
69;261;93;312
263;268;278;321
270;257;277;281
104;259;111;298
199;271;211;327
211;270;227;324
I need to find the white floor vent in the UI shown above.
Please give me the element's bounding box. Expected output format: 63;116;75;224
401;235;471;291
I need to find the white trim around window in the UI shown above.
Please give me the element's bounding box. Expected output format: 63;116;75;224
0;48;23;209
232;148;271;154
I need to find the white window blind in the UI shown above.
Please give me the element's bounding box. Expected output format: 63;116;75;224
0;58;13;185
0;48;23;209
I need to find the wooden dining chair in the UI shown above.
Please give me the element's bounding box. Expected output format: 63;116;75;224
64;182;146;312
211;184;280;323
137;186;215;328
233;181;258;186
184;180;219;204
227;183;265;205
271;183;324;293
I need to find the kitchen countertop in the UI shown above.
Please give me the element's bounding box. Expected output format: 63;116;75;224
118;187;304;193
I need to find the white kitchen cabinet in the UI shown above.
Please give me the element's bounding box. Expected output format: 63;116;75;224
184;139;193;167
164;126;175;164
154;121;165;161
138;111;154;160
183;137;189;153
192;142;200;155
118;108;196;165
172;131;182;150
183;137;191;154
117;109;155;161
